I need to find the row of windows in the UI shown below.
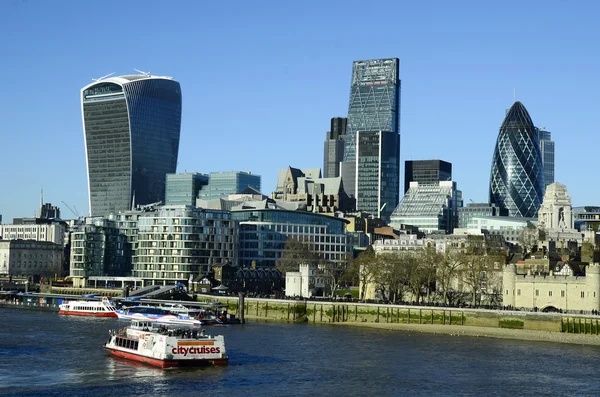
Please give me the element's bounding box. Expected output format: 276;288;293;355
513;289;595;299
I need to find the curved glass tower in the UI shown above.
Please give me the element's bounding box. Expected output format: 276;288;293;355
489;101;544;218
81;74;182;216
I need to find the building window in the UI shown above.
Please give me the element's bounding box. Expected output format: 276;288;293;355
535;290;539;296
581;291;585;298
561;290;565;297
549;291;552;297
517;289;521;296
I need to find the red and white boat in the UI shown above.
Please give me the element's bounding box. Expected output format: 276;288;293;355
59;297;118;317
104;320;228;368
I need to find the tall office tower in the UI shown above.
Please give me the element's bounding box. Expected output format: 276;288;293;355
165;173;209;206
489;101;544;218
81;72;182;216
323;117;347;178
537;128;555;189
341;58;400;200
197;171;261;200
404;160;452;194
355;130;400;221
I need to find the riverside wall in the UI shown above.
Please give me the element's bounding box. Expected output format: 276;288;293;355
198;294;600;336
3;290;600;337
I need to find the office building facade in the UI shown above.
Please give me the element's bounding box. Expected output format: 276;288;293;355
323;117;347;178
457;203;499;229
489;101;545;218
231;209;350;268
390;181;460;234
197;171;261;201
165;173;209;206
355;130;399;221
81;73;182;216
404;160;452;194
341;58;400;200
537;128;555;189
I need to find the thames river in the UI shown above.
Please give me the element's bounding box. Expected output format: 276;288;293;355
1;309;600;396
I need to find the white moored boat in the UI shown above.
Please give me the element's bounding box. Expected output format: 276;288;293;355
104;320;228;368
59;297;118;317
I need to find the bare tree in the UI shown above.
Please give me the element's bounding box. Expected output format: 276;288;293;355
348;247;380;301
277;237;320;274
519;222;540;255
436;250;465;305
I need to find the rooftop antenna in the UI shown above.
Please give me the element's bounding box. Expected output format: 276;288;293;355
92;72;115;82
134;69;151;77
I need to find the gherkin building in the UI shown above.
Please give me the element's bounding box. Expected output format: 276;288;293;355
489;101;545;218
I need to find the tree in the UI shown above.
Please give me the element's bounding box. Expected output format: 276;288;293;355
405;253;429;304
436;250;465;305
461;253;499;307
519;222;540;255
319;254;352;298
420;247;442;304
348;247;380;301
276;237;320;274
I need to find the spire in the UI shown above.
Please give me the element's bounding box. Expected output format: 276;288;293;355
40;188;43;217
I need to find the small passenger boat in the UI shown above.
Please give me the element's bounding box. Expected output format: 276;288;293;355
116;305;216;326
104;320;228;368
59;296;118;317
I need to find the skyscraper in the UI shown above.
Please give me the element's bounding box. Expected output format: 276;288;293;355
404;160;452;194
489;101;544;218
341;58;400;201
81;73;182;216
323;117;347;178
537;128;555;189
355;130;399;221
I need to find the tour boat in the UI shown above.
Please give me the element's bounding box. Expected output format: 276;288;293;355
116;305;217;326
104;320;228;368
59;297;118;317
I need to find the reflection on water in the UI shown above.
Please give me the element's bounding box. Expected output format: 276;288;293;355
2;309;600;396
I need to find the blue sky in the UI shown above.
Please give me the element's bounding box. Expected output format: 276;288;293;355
1;0;598;222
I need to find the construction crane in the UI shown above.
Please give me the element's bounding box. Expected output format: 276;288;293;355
61;201;80;218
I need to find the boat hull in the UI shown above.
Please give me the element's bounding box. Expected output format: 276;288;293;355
59;310;117;317
104;346;228;368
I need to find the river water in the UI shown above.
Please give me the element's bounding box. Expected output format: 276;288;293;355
1;309;600;396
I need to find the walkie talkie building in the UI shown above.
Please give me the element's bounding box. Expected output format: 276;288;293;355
81;73;182;216
489;101;544;218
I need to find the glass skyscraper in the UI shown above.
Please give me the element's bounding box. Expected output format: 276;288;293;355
81;73;182;216
489;101;544;218
537;128;555;189
323;117;347;178
355;130;399;221
341;58;400;213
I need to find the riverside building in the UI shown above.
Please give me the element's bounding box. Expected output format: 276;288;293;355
134;205;238;285
231;209;351;268
81;72;182;216
0;240;63;278
69;217;131;287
